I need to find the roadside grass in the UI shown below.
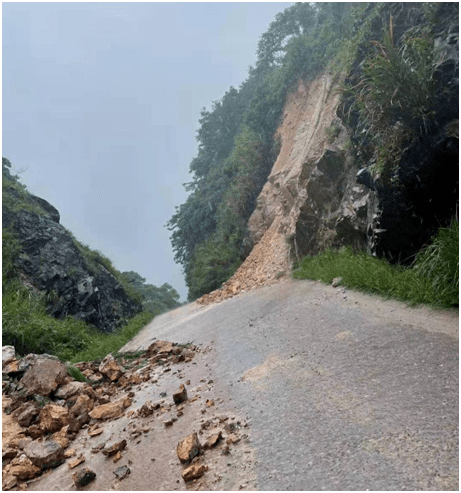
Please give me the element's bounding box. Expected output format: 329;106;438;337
293;220;458;308
68;311;154;364
2;280;155;363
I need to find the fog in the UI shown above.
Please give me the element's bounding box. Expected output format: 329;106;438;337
2;2;292;300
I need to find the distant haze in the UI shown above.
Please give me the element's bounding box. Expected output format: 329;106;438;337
2;2;292;300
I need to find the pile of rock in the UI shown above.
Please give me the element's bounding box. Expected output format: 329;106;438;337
197;224;291;305
1;341;197;490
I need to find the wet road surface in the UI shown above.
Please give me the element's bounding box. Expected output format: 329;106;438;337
121;279;458;490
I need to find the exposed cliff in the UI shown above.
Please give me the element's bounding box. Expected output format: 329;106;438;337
2;175;141;332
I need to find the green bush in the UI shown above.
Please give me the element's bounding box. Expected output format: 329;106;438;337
413;218;459;306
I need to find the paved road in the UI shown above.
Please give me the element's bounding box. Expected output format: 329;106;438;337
122;279;459;490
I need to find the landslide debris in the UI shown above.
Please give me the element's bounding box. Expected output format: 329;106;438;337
2;342;254;491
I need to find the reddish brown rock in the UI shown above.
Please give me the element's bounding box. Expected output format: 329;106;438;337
89;397;132;420
54;381;88;400
2;474;18;491
182;463;208;482
176;432;202;464
67;412;89;433
14;402;39;427
146;340;175;356
24;425;43;439
39;404;68;433
73;468;96;487
64;448;76;458
88;427;104;437
19;358;68;396
69;394;94;417
101;439;127;457
24;440;64;469
68;454;85;469
51;425;70;449
173;384;188;404
203;431;222;449
226;434;241;445
137;400;162;417
98;354;123;382
7;454;41;480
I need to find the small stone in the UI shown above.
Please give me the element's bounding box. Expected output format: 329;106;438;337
182;464;208;482
88;427;104;437
332;277;343;288
99;354;123;381
64;448;76;458
2;346;16;366
173;384;188;404
226;434;241;445
73;467;96;487
68;454;85;469
101;439;127;457
91;443;105;454
89;397;131;420
203;431;222;449
113;465;130;480
176;432;202;464
205;399;214;407
112;451;122;463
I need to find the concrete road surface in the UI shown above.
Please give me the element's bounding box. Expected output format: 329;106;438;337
120;279;458;490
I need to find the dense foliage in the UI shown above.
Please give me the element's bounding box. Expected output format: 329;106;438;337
168;2;387;300
119;271;181;315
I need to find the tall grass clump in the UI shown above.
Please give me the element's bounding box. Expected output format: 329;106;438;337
413;218;459;306
2;283;95;361
69;311;154;363
293;242;457;308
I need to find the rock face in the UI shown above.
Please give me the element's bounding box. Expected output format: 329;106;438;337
2;189;141;332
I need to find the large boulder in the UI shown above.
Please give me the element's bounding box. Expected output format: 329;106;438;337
19;358;68;396
24;441;64;469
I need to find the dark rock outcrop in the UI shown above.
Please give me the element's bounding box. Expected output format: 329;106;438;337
2;190;141;332
341;2;459;263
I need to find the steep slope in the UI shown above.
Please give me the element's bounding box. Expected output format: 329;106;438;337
198;74;368;305
2;171;141;332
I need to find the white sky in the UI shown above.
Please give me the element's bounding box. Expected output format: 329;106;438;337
2;2;293;300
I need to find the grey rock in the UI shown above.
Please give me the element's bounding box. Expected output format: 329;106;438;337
113;465;130;480
24;440;64;469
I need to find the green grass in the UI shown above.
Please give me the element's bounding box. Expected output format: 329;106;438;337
293;221;459;309
2;278;154;363
413;218;459;305
68;311;154;363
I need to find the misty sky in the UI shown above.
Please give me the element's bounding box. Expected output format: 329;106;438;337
2;2;293;300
